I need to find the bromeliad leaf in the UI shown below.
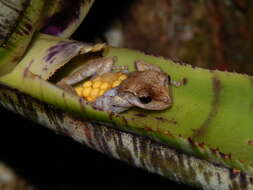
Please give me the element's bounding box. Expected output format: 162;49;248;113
0;0;46;76
0;0;95;77
15;34;106;80
1;34;253;177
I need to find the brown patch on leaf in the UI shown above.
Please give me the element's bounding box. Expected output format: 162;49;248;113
134;113;147;117
248;140;253;146
83;126;95;148
233;169;241;175
154;116;178;125
23;60;34;78
182;78;188;85
192;75;222;139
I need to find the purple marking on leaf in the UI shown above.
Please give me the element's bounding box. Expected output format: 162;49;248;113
43;41;79;64
41;0;84;36
42;26;61;36
49;57;57;64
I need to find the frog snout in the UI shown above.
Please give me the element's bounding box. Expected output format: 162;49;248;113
158;94;169;102
154;87;171;104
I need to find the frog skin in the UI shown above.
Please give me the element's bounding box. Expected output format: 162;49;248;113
57;58;176;113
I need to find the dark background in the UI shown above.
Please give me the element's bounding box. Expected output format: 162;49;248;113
0;106;195;190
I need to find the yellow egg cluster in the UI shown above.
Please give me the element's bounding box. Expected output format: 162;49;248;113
75;72;128;102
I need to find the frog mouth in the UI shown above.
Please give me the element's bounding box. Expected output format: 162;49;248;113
137;99;172;110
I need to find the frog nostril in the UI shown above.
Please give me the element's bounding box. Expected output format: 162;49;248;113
139;96;152;104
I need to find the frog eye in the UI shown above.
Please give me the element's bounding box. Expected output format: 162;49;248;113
139;96;152;104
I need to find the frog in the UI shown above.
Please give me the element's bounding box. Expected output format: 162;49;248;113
56;57;180;113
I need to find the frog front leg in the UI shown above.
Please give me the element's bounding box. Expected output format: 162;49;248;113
56;57;116;95
94;87;132;112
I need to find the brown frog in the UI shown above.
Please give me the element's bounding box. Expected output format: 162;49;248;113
57;58;179;112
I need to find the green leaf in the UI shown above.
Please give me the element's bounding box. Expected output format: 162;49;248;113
1;34;253;176
0;0;46;76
